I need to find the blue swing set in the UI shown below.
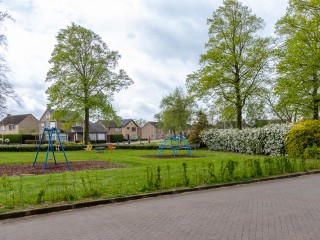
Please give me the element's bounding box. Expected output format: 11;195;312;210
33;127;70;170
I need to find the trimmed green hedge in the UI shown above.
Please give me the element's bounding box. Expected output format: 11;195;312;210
0;144;159;152
111;134;124;143
0;134;37;144
0;144;86;152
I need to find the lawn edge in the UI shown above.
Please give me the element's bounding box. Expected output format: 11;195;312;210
1;170;320;221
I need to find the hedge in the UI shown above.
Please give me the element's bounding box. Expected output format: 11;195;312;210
285;120;320;157
201;124;292;156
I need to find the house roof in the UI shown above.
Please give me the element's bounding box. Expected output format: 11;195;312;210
142;121;157;128
1;114;34;125
71;122;107;133
105;119;138;128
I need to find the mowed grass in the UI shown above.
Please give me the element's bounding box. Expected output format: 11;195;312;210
0;149;318;213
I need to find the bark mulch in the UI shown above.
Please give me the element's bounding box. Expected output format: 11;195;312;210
0;160;124;176
142;155;202;159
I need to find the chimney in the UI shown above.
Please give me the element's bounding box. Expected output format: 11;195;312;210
7;114;11;117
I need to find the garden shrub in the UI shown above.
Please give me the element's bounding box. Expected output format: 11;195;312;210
285;120;320;157
111;134;124;143
201;124;292;156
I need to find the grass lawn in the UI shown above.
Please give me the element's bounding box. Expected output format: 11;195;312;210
0;149;318;213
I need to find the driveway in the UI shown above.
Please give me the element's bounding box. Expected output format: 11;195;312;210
1;174;320;240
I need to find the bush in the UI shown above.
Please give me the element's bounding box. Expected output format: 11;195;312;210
201;124;292;156
111;134;124;143
285;120;320;157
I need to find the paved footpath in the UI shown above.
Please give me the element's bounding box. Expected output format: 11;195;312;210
1;174;320;240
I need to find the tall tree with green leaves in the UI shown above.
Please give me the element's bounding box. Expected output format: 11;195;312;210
188;110;210;144
0;8;18;115
154;87;196;135
187;0;274;129
46;23;133;144
275;0;320;120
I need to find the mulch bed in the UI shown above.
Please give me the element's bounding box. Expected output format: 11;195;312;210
142;155;202;159
0;161;125;176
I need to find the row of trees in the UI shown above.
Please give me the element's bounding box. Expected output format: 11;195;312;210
156;0;319;134
1;0;318;143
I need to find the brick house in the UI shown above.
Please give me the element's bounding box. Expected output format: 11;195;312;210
102;119;139;140
141;121;163;140
0;114;39;134
39;107;108;142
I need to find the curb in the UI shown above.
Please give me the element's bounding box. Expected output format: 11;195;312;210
1;170;320;221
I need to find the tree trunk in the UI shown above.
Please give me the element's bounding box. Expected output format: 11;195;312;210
84;108;90;144
236;103;242;130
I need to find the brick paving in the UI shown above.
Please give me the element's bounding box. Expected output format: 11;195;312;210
1;174;320;240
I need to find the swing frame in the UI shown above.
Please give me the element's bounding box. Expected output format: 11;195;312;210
33;127;70;170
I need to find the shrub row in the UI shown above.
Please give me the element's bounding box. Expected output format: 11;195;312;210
0;143;159;152
0;134;37;144
201;124;292;156
0;144;86;152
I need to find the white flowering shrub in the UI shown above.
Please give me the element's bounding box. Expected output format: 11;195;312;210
201;124;292;156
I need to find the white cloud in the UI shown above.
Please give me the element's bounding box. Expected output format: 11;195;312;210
2;0;288;121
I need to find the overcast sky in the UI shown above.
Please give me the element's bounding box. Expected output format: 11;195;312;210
2;0;288;121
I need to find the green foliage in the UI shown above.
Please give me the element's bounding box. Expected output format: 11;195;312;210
187;0;274;129
1;150;320;213
46;23;133;144
304;144;320;159
155;87;196;134
275;0;320;120
0;134;36;144
111;134;124;143
285;120;320;157
188;110;210;145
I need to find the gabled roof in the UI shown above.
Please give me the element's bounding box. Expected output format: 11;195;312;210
1;114;35;125
71;122;107;133
142;121;159;128
105;119;138;128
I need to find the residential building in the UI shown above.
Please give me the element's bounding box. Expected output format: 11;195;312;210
39;107;108;142
102;119;139;140
70;122;108;142
141;121;163;140
0;114;39;134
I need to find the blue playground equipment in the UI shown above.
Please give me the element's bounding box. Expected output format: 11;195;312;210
157;135;192;157
33;127;70;170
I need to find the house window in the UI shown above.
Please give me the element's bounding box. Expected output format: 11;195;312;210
46;114;50;119
114;128;121;132
97;134;105;140
9;124;15;130
127;127;130;130
40;122;45;129
89;134;96;141
132;127;136;132
49;121;56;128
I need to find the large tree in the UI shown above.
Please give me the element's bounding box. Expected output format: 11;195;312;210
155;87;196;135
46;23;133;144
187;0;274;129
0;8;17;115
275;0;320;120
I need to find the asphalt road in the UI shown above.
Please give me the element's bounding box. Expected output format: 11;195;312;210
1;174;320;240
